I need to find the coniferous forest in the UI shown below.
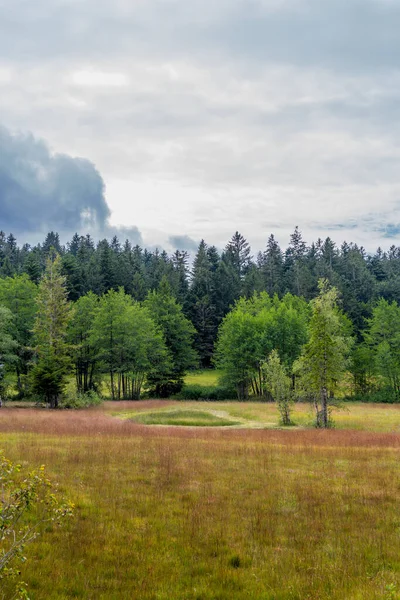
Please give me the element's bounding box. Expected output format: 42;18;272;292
1;226;400;413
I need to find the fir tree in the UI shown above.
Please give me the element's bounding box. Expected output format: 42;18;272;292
31;253;72;407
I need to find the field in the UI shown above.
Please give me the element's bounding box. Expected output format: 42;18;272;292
2;402;400;599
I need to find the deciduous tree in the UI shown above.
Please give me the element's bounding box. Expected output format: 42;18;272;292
294;280;352;427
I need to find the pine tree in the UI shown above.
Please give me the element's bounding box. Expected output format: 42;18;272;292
225;231;252;280
260;234;284;296
189;241;218;367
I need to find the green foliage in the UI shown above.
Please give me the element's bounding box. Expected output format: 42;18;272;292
365;298;400;401
91;288;169;400
175;383;237;401
294;280;353;427
60;389;103;409
349;343;376;396
0;452;74;600
215;291;309;400
31;253;72;408
263;350;294;425
144;277;197;397
0;306;19;401
187;241;219;368
68;292;100;393
0;275;37;395
215;309;264;400
6;228;400;407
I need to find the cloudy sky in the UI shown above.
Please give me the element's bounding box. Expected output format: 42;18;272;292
1;0;400;253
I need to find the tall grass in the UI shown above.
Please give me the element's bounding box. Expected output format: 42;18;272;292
1;405;400;598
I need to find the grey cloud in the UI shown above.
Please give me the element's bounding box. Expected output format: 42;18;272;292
2;0;400;74
107;224;143;246
2;0;400;253
168;234;199;251
0;125;141;243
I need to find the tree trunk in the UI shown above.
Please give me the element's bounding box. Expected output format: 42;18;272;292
321;386;328;427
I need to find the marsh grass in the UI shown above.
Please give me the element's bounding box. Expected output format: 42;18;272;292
1;405;400;598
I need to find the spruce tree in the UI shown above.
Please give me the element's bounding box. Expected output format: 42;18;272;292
31;252;72;407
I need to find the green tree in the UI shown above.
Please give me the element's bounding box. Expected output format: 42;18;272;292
263;350;293;425
215;292;309;399
0;306;18;401
31;253;72;408
91;288;168;399
145;277;197;396
188;241;218;367
68;292;100;393
215;308;265;400
0;275;38;394
365;298;400;400
294;281;352;427
122;303;169;400
90;288;132;400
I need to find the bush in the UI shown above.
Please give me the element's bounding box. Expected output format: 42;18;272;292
346;388;400;403
175;384;237;401
0;452;74;599
60;389;103;409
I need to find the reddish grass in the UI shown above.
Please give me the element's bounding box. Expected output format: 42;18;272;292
1;406;400;448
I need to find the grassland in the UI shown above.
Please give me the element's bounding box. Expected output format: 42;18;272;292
115;401;400;432
1;403;400;599
129;408;240;427
184;369;221;386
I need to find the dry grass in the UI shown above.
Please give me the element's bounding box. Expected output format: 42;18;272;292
1;404;400;599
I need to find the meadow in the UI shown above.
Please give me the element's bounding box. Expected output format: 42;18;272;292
1;402;400;599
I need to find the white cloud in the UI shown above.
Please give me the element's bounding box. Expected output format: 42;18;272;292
71;70;129;87
0;67;12;84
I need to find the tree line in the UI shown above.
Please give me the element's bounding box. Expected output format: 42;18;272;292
1;228;400;420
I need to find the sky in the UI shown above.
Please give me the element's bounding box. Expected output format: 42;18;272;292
1;0;400;254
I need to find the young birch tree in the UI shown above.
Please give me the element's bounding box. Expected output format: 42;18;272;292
294;280;352;428
263;349;293;425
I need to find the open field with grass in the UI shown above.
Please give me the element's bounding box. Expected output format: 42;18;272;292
115;400;400;433
2;403;400;599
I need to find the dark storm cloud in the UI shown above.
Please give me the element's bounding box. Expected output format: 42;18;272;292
0;125;113;238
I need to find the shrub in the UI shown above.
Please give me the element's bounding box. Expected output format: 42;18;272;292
175;384;237;401
0;452;74;599
60;389;103;409
346;388;400;404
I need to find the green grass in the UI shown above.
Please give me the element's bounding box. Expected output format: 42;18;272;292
129;408;240;427
184;369;221;386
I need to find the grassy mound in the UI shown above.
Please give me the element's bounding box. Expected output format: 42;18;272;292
130;408;239;427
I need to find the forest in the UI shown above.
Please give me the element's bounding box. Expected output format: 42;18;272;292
1;226;400;419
